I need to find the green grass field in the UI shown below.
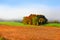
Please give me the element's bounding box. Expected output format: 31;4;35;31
0;22;60;27
44;23;60;27
0;22;26;26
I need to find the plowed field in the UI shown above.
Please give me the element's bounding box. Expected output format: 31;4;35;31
0;25;60;40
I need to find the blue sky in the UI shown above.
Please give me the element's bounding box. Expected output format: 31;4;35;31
0;0;60;7
0;0;60;21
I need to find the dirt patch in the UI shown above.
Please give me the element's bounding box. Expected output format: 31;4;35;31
0;25;60;40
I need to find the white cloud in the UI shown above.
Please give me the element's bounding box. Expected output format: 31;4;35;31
0;5;60;21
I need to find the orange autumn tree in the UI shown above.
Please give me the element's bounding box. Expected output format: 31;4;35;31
22;16;32;25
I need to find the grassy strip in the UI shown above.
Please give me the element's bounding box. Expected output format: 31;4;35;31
0;22;60;27
0;22;26;26
44;23;60;27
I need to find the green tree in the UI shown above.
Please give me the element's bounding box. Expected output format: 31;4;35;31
32;16;38;25
37;15;48;25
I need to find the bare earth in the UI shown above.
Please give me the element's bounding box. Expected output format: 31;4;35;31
0;25;60;40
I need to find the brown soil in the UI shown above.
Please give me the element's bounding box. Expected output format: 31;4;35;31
0;25;60;40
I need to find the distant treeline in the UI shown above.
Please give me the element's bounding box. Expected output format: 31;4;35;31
48;20;60;23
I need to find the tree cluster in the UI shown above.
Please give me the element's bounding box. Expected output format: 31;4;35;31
22;14;48;25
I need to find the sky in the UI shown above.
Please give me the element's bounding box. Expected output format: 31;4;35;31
0;0;60;21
